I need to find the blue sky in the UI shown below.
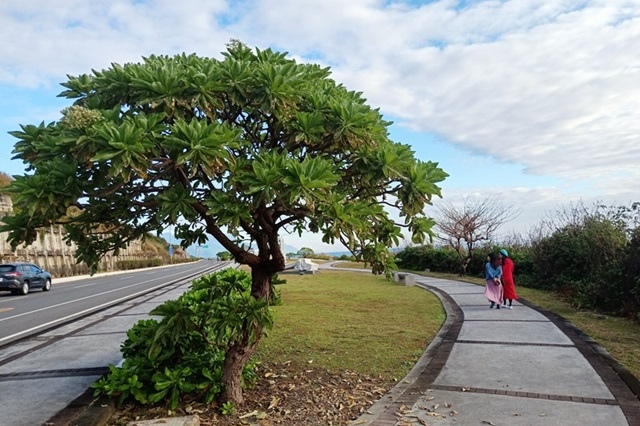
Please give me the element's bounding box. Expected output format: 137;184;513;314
1;0;639;257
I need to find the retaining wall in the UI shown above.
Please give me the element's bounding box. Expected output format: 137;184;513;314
0;194;171;276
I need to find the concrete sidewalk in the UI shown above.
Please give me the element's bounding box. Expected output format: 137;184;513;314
356;276;640;425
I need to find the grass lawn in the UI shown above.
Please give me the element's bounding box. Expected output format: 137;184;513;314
419;271;640;380
255;269;445;381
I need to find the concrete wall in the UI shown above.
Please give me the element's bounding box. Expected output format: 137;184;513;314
0;193;168;276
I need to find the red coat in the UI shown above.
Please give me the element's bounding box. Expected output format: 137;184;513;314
501;257;518;300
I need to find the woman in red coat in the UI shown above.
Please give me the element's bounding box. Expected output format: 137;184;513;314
500;249;518;309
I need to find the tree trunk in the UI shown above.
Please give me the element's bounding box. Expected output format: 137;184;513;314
250;265;272;300
220;338;260;405
459;257;470;276
219;265;272;405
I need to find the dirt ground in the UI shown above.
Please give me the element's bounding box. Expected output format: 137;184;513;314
107;361;394;425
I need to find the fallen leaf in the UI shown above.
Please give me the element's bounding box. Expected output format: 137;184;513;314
268;396;280;409
444;402;451;408
450;410;458;416
481;421;495;425
539;413;548;417
462;387;470;392
239;410;259;419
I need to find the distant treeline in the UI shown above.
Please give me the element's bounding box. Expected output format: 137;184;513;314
396;202;640;322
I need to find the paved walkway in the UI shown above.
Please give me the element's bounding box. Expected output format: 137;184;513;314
355;275;640;425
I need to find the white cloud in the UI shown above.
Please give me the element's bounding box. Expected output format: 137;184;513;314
1;0;638;251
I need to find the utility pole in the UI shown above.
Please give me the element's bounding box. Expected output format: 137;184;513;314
168;224;174;264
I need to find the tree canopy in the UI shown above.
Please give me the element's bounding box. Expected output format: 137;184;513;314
3;41;447;278
1;41;448;403
296;247;315;257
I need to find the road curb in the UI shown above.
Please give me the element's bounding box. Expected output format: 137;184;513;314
44;388;115;426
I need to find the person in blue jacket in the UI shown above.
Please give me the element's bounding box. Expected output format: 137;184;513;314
484;252;503;309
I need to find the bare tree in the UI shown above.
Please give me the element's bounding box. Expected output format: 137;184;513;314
436;196;521;275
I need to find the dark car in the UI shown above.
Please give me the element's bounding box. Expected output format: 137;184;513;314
0;263;52;295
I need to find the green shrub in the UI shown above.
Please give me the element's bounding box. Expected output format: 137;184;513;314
396;246;459;273
620;228;640;318
115;258;163;270
92;268;275;410
396;245;491;277
529;216;628;312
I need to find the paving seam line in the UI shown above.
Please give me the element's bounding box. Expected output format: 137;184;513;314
428;383;618;405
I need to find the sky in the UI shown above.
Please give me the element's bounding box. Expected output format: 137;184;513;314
1;0;639;258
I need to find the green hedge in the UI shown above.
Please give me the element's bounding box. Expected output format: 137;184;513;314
115;258;164;270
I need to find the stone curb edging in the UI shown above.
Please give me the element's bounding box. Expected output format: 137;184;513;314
43;388;115;426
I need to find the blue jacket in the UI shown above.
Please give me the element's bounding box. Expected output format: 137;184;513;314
485;262;502;280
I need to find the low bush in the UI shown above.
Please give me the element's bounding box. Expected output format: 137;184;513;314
92;268;278;409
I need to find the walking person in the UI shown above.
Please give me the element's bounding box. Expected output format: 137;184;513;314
499;249;518;309
484;252;503;309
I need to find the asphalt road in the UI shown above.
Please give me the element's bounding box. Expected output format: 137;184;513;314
0;259;224;347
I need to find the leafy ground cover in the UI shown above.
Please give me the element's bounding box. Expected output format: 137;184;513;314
107;269;444;425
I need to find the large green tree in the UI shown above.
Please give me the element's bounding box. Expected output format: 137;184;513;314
296;246;315;257
1;42;447;403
